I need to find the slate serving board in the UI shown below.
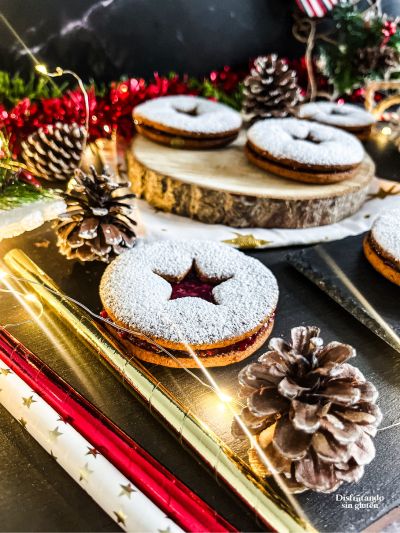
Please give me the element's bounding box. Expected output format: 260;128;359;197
0;226;399;532
287;234;399;351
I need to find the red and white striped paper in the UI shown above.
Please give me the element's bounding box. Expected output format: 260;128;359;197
296;0;338;18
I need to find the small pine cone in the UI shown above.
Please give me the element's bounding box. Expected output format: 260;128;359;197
355;46;400;76
242;54;302;125
56;166;137;263
232;326;382;493
22;122;86;182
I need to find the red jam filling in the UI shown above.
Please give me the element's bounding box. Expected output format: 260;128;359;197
101;310;272;359
168;266;227;304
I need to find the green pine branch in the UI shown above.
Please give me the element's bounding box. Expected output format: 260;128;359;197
318;2;399;94
0;130;54;209
0;71;66;108
0;182;55;211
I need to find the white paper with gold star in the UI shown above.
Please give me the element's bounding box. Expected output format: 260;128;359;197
0;362;183;533
136;178;400;249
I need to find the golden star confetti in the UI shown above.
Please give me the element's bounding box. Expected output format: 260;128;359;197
0;367;12;376
119;483;136;498
222;232;271;249
22;395;37;408
114;509;127;526
18;417;27;428
368;184;400;200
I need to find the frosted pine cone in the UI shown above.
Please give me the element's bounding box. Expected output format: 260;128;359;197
22;122;86;182
56;166;137;262
242;54;302;125
355;46;400;76
232;326;382;493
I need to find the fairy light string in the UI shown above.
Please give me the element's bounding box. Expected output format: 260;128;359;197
0;269;243;408
34;65;90;163
0;12;90;169
0;267;397;482
0;267;308;522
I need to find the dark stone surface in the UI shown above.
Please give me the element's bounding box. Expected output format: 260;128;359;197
0;225;399;532
1;0;400;83
288;236;400;350
0;0;302;82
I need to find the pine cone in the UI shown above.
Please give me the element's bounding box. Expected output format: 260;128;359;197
355;46;400;76
22;122;86;182
56;166;137;262
242;54;302;125
232;326;381;493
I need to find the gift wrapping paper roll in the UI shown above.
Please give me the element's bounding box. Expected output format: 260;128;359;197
0;326;234;533
0;357;183;533
3;248;312;533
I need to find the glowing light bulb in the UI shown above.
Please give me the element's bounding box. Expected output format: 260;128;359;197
0;270;8;281
35;65;63;77
381;126;392;136
25;293;37;302
35;64;48;75
218;392;232;403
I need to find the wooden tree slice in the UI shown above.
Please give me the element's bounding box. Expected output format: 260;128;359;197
127;132;375;229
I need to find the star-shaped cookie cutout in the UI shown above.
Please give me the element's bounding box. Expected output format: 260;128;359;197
158;263;229;304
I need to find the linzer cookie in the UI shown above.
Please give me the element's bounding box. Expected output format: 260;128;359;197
245;118;364;184
100;240;278;367
297;102;376;138
133;95;242;149
363;207;400;286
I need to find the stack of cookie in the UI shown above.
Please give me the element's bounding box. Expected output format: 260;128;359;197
133;96;374;186
245;117;365;184
364;207;400;286
133;95;242;149
245;101;376;185
297;102;376;139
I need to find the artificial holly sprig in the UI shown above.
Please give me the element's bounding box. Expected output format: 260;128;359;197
317;2;400;94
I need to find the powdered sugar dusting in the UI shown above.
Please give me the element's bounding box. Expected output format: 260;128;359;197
371;207;400;263
298;102;376;128
100;240;279;345
133;95;242;134
247;118;364;167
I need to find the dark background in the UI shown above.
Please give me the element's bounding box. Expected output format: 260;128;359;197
0;0;399;82
0;0;302;82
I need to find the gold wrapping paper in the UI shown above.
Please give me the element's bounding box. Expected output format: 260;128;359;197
4;248;314;533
